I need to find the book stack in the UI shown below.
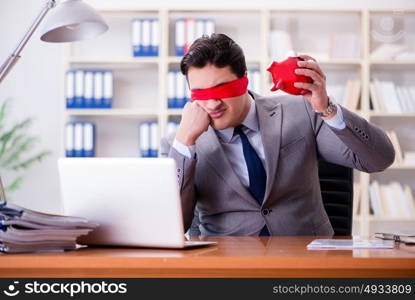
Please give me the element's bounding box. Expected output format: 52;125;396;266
370;43;415;60
384;130;415;166
175;18;215;56
65;122;96;158
131;18;159;57
341;79;361;111
66;70;113;109
168;70;190;108
370;80;415;113
0;203;98;253
139;122;159;157
369;181;415;218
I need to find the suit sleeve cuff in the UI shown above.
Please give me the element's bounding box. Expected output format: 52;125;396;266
173;139;196;159
323;102;346;130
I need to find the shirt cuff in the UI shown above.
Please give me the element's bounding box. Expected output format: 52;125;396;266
172;139;196;159
323;103;346;130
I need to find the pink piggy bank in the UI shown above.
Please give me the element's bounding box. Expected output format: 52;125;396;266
267;56;312;95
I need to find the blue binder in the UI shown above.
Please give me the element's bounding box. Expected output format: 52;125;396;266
93;71;104;108
84;70;95;108
65;70;75;109
167;70;177;109
175;18;185;56
102;71;113;108
74;70;85;108
139;122;151;157
132;18;142;57
65;122;75;157
150;18;159;57
73;122;84;157
83;122;96;157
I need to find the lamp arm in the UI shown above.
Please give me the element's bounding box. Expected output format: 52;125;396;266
0;0;56;84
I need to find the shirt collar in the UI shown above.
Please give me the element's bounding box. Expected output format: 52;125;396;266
215;93;259;143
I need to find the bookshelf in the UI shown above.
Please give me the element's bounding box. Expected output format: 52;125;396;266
62;3;415;237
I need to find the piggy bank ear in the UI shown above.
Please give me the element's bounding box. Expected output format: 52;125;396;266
266;61;279;72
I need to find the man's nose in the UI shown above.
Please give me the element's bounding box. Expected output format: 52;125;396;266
205;99;222;110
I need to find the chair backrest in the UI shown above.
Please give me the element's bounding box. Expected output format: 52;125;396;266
317;160;354;236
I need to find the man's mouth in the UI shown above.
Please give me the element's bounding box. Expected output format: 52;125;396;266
209;108;226;119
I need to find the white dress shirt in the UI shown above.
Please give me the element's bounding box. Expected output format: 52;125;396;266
172;95;346;188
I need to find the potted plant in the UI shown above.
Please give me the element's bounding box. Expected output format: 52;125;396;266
0;98;50;197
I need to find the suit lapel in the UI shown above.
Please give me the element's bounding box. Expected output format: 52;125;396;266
197;126;258;205
255;97;282;204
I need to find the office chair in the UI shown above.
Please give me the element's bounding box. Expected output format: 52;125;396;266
317;159;354;236
188;160;354;237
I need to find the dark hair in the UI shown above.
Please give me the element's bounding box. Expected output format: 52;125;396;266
180;33;247;78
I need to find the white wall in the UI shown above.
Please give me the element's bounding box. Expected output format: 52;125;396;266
0;0;64;213
0;0;414;214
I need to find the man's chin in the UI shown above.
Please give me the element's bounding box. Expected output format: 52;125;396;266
210;119;230;131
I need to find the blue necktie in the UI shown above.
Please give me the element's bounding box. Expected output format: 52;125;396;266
234;125;270;236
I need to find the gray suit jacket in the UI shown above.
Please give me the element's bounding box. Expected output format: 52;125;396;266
160;92;395;236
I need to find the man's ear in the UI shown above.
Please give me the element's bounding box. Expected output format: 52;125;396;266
244;71;248;77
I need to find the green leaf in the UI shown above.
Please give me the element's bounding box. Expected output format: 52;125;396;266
5;176;23;192
0;134;32;165
0;98;11;132
0;118;32;158
11;151;51;171
0;97;50;195
0;136;38;168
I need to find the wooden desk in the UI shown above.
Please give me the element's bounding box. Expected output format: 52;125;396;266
1;236;415;277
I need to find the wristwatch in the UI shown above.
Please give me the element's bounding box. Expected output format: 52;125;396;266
315;99;337;118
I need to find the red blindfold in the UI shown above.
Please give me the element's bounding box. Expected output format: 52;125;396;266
191;76;249;101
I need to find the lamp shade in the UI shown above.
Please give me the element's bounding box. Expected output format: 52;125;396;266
40;0;108;43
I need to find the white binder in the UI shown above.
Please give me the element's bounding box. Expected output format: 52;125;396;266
93;71;103;108
185;18;196;53
142;19;151;55
84;71;94;108
132;19;142;56
65;123;74;157
103;71;113;108
168;70;176;108
175;71;186;108
74;70;84;108
74;122;84;157
83;122;95;157
151;19;159;56
150;122;159;157
175;19;185;56
139;122;150;157
65;70;75;108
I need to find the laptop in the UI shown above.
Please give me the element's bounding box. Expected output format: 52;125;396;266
58;158;217;249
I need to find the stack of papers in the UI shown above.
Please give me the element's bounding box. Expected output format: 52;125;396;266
0;203;98;253
307;239;395;250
